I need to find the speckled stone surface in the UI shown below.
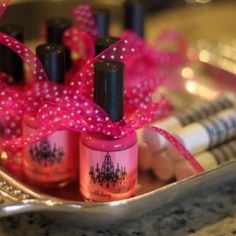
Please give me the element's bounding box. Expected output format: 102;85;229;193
0;178;235;236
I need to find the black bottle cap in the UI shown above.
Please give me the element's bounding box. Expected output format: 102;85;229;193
46;18;72;71
46;18;72;44
124;0;145;38
94;9;110;37
0;24;24;83
95;36;119;56
36;43;65;84
94;60;124;122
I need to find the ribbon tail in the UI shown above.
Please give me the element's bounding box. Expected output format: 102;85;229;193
149;125;204;173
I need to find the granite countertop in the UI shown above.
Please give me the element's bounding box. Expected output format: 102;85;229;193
0;177;235;236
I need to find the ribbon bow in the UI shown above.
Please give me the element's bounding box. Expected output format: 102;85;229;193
0;1;203;174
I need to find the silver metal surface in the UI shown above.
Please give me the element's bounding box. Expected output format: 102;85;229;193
0;162;235;228
0;167;47;204
196;39;236;75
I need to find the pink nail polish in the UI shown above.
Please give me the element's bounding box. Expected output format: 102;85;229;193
0;25;25;176
80;131;137;201
23;44;78;188
23;115;78;188
79;60;138;201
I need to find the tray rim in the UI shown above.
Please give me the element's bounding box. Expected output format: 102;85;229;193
0;160;235;208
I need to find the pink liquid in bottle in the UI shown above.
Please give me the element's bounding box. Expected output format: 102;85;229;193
23;115;78;188
80;131;137;201
23;43;79;188
79;60;138;201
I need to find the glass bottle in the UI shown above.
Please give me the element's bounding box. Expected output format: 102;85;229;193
23;44;78;188
80;60;137;201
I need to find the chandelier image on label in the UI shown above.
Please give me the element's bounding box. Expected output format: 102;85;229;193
89;152;127;188
29;139;64;166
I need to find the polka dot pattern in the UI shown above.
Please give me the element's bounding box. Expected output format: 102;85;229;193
0;88;24;139
1;32;172;149
63;28;94;59
149;126;204;173
72;4;98;38
0;33;48;82
0;72;14;87
0;2;200;172
65;5;188;113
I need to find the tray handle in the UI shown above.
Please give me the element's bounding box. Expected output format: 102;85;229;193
0;168;39;204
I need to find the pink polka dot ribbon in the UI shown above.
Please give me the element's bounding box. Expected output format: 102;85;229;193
72;4;98;39
0;32;170;143
62;4;97;59
149;126;204;173
0;0;9;19
63;28;94;60
0;1;203;173
0;32;48;82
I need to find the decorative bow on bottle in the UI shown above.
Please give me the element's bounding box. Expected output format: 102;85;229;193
0;0;204;173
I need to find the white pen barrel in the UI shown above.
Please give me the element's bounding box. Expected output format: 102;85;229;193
172;108;236;155
141;95;236;152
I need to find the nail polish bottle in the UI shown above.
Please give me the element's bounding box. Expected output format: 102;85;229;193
80;60;138;202
0;24;24;84
23;44;78;188
94;9;110;37
124;0;145;38
0;25;25;176
95;36;119;56
46;18;72;72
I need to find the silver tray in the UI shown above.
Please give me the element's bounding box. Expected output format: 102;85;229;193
0;56;236;227
0;0;236;229
0;162;236;228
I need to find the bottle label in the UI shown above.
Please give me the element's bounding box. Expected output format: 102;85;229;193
80;143;137;202
199;110;236;148
176;97;233;126
24;128;78;183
